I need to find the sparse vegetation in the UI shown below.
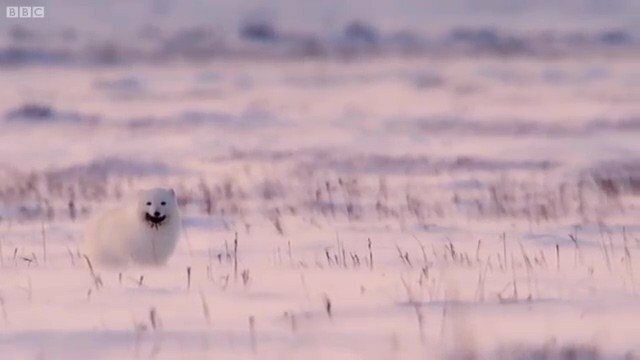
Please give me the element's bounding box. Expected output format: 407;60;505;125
0;43;638;359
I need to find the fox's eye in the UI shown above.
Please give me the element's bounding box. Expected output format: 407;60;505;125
146;202;152;206
161;201;166;206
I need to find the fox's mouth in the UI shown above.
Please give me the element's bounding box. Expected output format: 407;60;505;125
145;213;166;228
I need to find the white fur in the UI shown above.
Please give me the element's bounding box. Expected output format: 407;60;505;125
84;188;181;268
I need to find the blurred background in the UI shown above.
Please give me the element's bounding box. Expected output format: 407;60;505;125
1;0;639;65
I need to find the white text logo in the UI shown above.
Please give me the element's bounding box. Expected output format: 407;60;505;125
6;6;45;18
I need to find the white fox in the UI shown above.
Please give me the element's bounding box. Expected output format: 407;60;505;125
84;188;181;267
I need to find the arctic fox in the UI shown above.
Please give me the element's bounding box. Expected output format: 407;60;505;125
84;188;181;267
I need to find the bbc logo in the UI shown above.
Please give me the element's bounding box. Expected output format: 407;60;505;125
6;6;45;18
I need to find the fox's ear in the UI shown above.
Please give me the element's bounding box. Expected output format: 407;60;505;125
169;188;176;197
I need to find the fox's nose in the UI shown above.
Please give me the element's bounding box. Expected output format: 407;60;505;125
154;211;160;217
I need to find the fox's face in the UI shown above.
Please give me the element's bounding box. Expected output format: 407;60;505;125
137;188;178;228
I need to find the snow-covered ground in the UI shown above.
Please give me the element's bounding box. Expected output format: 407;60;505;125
1;9;640;358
